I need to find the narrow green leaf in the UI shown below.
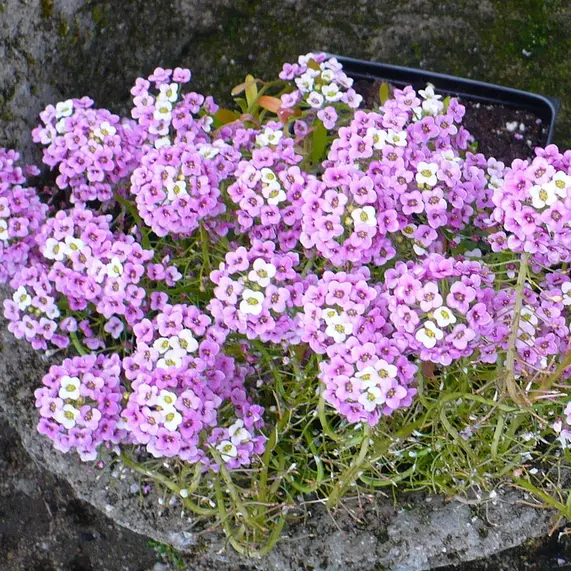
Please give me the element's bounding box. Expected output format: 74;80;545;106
234;97;249;114
311;122;327;164
443;95;451;112
244;74;258;110
379;82;391;105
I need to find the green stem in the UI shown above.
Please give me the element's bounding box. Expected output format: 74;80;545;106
70;331;88;356
318;395;341;442
258;411;290;505
359;464;416;487
213;476;286;558
437;392;519;462
116;195;150;249
326;424;371;508
511;476;570;516
253;340;281;385
198;223;211;287
210;449;265;533
502;253;529;403
119;452;216;516
532;348;571;398
490;412;505;460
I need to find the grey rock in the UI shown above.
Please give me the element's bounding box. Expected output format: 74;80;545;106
0;0;493;162
0;417;158;571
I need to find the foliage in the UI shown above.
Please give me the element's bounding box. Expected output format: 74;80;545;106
2;52;571;556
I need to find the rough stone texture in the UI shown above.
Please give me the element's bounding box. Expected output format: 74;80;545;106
0;418;158;571
0;294;557;570
1;0;570;162
1;0;571;569
0;0;232;162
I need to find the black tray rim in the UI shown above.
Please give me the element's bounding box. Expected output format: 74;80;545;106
328;54;560;145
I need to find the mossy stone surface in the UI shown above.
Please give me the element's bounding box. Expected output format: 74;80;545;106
2;0;569;159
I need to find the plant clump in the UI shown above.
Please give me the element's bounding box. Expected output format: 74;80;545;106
3;52;571;556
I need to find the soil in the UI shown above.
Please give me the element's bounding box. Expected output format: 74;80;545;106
353;79;548;164
461;100;546;164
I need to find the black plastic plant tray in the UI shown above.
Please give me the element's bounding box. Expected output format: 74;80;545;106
332;55;560;145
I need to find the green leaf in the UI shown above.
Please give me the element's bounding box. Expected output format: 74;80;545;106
311;122;327;164
307;58;321;71
379;82;391;105
234;97;248;114
244;74;258;110
214;108;240;125
442;95;451;112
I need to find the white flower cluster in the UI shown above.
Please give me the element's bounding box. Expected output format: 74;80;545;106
529;171;571;210
240;258;277;316
12;286;60;318
356;360;398;412
256;127;283;147
294;55;355;110
216;419;253;461
417;84;444;116
53;99;74;135
259;168;286;205
323;307;353;343
54;375;82;429
153;329;199;369
43;236;85;262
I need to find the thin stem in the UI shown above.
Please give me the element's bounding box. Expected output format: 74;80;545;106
318;395;342;442
326;424;371;508
531;348;571;399
115;195;150;249
198;223;211;287
501;253;529;404
210;448;266;533
70;331;88;356
119;452;216;516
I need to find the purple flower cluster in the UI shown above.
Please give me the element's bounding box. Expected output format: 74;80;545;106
500;270;571;378
0;148;47;282
130;66;217;144
299;164;396;266
128;67;242;238
299;267;380;354
279;52;362;116
32;98;143;204
130;140;233;237
297;86;497;266
209;240;304;343
121;303;265;467
383;254;497;365
5;264;69;351
489;150;571;267
4;51;571;469
307;267;418;424
225;130;306;249
3;206;181;351
319;335;417;425
34;353;125;460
